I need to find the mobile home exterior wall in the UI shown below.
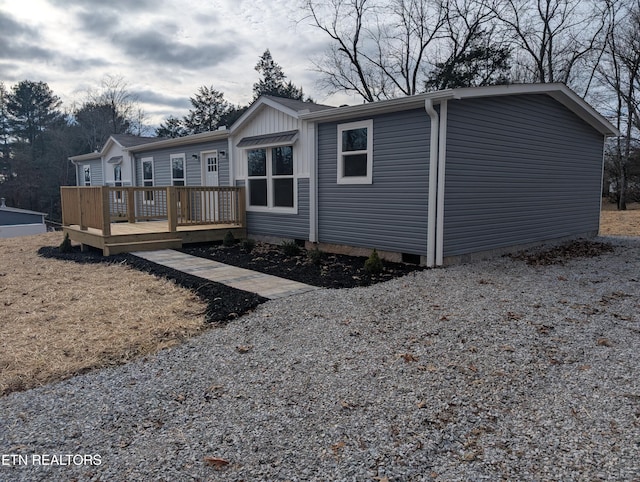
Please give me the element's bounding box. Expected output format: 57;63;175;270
316;108;431;255
443;94;604;258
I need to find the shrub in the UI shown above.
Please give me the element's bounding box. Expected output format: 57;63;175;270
364;248;383;274
241;238;256;253
307;246;323;265
59;233;72;253
223;230;236;247
281;240;301;257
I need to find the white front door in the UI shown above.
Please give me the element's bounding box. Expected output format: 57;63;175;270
203;151;219;187
202;151;219;222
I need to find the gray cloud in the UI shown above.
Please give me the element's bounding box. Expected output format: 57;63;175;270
118;30;239;70
48;0;156;12
133;89;191;109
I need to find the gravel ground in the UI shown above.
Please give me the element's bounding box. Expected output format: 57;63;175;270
1;236;639;481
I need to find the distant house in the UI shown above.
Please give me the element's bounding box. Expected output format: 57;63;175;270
0;198;47;238
65;84;618;265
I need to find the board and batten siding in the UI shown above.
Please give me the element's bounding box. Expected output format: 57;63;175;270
317;109;431;255
134;139;230;186
443;94;604;257
237;179;310;240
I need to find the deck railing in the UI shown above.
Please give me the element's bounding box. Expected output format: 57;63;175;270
61;186;246;234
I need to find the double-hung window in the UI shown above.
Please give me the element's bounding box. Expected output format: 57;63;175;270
337;119;373;184
142;157;154;203
247;145;295;210
171;154;186;186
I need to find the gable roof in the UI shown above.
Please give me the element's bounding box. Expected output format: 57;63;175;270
69;135;165;162
299;83;618;137
230;96;335;133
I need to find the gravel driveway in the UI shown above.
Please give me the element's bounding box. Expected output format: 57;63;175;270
1;237;639;481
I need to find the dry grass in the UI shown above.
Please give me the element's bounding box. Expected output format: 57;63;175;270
0;232;208;396
600;201;640;237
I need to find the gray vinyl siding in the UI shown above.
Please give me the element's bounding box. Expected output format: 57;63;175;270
238;178;310;240
134;140;229;186
317;109;431;255
443;94;604;257
78;159;103;186
0;211;44;226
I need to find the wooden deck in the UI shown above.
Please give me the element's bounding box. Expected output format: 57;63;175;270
61;186;246;255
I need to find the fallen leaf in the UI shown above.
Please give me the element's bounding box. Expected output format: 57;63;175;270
597;337;613;347
331;441;346;455
502;345;515;352
204;456;229;468
236;345;253;354
400;353;419;363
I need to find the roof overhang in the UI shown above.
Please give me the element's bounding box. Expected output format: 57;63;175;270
126;129;229;153
69;153;101;164
236;130;299;148
300;83;619;137
107;156;123;164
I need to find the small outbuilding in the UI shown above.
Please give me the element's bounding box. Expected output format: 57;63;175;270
0;198;47;238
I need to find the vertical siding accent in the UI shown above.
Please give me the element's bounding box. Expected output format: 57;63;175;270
133;140;230;186
317;109;431;255
443;94;604;257
238;179;310;239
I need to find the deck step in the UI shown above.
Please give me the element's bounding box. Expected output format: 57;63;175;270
104;238;183;256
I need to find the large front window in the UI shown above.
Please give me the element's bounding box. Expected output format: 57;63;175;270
337;119;373;184
247;145;294;209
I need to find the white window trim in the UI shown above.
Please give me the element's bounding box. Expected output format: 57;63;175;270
337;119;373;185
141;157;155;205
245;145;298;214
170;153;186;186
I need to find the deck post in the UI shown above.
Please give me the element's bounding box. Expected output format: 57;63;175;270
78;187;87;231
167;186;177;232
126;187;135;223
101;187;111;236
238;187;246;228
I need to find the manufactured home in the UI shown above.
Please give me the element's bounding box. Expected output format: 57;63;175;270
0;198;47;238
62;83;617;265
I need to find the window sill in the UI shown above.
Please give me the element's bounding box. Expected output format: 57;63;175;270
247;206;298;215
337;176;372;185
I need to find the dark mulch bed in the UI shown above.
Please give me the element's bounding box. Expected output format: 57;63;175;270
508;239;616;266
38;246;267;324
181;242;425;289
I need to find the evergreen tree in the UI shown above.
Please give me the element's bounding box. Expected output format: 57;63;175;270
253;49;305;100
183;86;231;134
156;115;187;138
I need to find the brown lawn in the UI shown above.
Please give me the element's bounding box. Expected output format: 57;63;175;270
600;200;640;237
0;232;207;396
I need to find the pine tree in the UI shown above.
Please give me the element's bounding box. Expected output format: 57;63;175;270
183;86;231;134
253;49;305;100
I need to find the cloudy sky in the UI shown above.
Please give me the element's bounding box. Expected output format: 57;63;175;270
1;0;352;126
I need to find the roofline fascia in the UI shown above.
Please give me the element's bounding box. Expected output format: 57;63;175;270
300;83;619;136
125;129;229;153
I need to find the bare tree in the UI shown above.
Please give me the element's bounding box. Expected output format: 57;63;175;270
492;0;609;95
599;0;640;210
